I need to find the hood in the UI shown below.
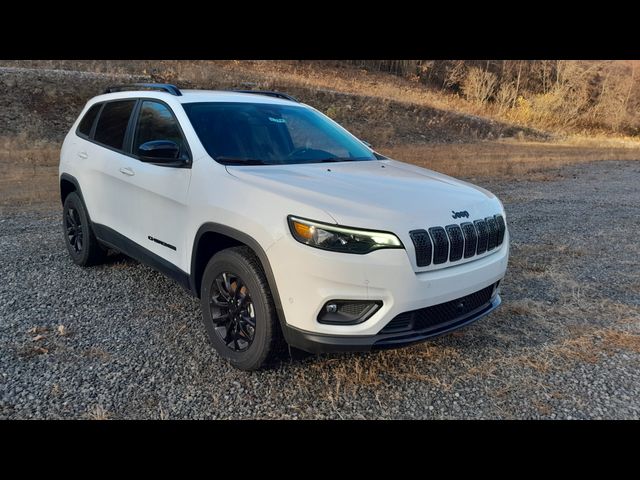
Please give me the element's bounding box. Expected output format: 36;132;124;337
225;159;502;230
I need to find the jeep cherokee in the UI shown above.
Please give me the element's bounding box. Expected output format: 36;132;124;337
59;83;509;370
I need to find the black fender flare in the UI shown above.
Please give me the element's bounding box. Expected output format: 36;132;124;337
60;173;84;205
190;223;290;333
60;173;94;224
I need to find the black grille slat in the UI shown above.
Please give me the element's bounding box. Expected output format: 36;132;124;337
429;227;449;264
474;219;488;254
485;216;498;251
380;313;412;333
445;224;464;262
409;229;432;267
461;222;477;258
379;284;496;334
494;214;506;245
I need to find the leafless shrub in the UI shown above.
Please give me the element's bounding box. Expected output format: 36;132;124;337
462;67;497;105
496;82;517;114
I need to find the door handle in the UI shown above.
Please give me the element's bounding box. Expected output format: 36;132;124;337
77;151;88;159
119;167;135;176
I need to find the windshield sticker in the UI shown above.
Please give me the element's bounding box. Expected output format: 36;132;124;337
268;117;286;123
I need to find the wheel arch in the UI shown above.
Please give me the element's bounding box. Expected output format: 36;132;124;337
190;223;289;331
60;173;83;206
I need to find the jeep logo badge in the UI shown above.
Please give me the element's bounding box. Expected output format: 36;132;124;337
451;210;470;219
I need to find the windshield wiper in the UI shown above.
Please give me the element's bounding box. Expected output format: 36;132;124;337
216;156;268;165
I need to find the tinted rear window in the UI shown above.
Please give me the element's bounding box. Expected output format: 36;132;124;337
77;103;102;137
94;100;136;150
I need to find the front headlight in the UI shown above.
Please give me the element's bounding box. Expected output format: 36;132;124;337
288;216;403;254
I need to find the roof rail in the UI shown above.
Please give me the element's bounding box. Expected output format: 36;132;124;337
231;90;299;102
104;83;182;96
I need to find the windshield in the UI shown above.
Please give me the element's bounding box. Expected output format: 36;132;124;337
182;102;377;165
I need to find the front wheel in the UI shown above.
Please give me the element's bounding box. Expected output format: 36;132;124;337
200;246;283;370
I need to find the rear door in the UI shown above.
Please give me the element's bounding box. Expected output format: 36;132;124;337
70;102;104;218
88;99;139;236
125;99;192;269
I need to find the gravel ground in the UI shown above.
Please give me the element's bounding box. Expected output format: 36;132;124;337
1;160;639;419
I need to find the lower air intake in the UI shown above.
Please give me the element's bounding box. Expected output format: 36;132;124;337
379;283;497;334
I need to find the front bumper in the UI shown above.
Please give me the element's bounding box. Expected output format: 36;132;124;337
284;292;501;354
268;229;509;342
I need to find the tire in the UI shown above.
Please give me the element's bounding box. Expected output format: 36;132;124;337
62;192;107;266
200;246;283;371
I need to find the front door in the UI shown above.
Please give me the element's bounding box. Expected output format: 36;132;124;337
125;99;192;271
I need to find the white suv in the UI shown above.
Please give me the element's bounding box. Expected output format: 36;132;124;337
59;83;509;370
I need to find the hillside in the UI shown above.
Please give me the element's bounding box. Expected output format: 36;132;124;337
0;63;547;146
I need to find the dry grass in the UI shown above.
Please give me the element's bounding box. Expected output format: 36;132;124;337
535;326;640;366
600;329;640;353
548;332;602;364
50;383;62;397
532;399;553;416
86;404;111;420
501;299;547;318
0;138;59;207
379;141;640;179
295;343;464;400
84;346;111;361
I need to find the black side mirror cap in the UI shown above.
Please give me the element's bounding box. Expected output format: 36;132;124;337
138;140;180;160
138;140;189;167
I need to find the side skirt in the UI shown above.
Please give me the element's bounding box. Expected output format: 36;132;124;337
92;223;193;295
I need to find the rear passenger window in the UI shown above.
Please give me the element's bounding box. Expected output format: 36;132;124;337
94;100;136;150
77;103;102;138
133;101;186;156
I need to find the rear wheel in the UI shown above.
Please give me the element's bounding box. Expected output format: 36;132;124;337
200;246;282;370
62;192;106;266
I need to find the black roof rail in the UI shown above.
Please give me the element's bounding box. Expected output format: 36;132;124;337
231;90;299;102
104;83;182;96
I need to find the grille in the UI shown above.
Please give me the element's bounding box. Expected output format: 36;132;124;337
429;227;449;264
379;284;496;334
380;314;412;333
461;222;477;258
474;219;489;254
485;216;498;251
410;213;506;268
409;229;432;267
494;214;506;245
445;224;464;262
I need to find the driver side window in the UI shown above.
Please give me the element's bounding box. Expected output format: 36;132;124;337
134;101;186;157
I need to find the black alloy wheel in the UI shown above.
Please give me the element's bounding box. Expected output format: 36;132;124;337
210;272;257;352
200;246;283;370
62;191;106;267
65;207;84;253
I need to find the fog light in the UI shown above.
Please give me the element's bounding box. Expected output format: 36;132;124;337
317;300;383;325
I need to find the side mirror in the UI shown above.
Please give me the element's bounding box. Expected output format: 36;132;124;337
138;140;183;163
